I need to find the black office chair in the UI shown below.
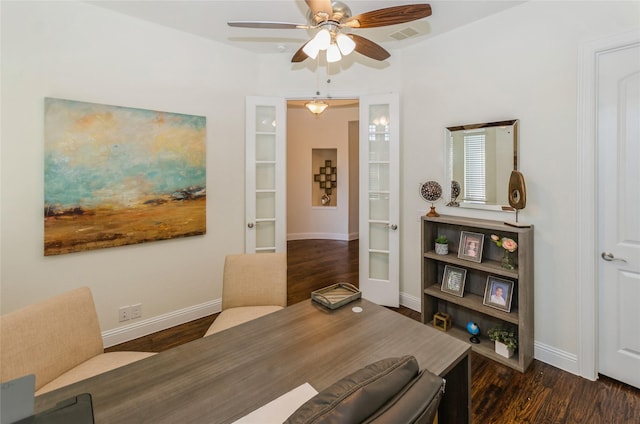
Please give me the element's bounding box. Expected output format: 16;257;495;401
284;355;445;424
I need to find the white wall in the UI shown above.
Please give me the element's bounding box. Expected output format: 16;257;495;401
286;105;359;240
2;0;639;377
400;1;639;372
0;1;257;337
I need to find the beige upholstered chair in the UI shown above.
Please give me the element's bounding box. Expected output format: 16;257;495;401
0;287;155;395
204;252;287;336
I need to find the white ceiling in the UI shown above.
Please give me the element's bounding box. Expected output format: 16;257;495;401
87;1;525;58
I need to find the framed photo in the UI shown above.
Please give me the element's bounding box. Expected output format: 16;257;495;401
314;174;320;182
458;231;484;263
441;265;467;297
325;160;332;167
320;174;326;182
319;167;326;174
483;276;514;312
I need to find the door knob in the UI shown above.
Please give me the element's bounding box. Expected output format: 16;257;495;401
601;252;626;263
389;224;398;230
247;222;254;229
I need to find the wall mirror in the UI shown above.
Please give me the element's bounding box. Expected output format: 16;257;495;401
444;119;519;211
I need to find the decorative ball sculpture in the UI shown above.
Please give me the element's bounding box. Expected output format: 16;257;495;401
419;181;442;217
446;180;461;207
466;321;480;344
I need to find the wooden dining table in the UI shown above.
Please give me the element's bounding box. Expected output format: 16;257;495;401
35;298;471;423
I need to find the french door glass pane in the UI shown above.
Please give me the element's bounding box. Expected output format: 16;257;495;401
368;163;389;191
256;163;275;190
256;192;275;220
255;106;276;133
369;192;389;221
256;134;276;162
368;134;390;161
369;223;390;251
369;252;389;280
256;221;275;249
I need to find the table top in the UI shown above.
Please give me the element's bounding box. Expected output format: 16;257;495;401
35;298;470;423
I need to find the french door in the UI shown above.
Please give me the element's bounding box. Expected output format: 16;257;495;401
244;97;287;253
358;94;400;307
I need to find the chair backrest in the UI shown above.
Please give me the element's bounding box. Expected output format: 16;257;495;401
222;253;287;309
284;356;445;424
0;287;104;391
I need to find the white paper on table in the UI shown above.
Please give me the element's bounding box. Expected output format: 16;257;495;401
232;382;318;424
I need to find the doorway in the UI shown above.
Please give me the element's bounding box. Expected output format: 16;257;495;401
285;100;360;302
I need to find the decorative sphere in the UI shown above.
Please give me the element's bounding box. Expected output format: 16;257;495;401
419;181;442;203
466;322;480;336
451;180;461;199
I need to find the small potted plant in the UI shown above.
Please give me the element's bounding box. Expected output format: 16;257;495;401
488;326;518;358
434;235;448;255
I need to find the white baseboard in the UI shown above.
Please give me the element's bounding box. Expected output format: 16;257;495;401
102;299;221;348
534;340;580;376
400;292;421;312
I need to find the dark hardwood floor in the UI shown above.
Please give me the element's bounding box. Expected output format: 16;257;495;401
287;239;359;305
107;239;640;423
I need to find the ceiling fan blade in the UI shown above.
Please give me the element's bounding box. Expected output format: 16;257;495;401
344;4;432;28
228;21;308;29
305;0;333;23
348;34;390;61
291;44;310;63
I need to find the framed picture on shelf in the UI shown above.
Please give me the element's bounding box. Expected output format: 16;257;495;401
441;265;467;297
458;231;484;263
483;276;514;312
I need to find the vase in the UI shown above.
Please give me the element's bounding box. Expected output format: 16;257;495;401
495;341;515;358
501;250;515;270
435;242;448;255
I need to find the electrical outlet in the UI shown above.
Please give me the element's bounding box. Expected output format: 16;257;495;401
131;303;142;319
119;306;131;322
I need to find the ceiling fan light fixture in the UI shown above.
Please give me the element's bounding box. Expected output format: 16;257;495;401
305;100;329;115
326;43;342;63
313;28;331;50
302;39;320;59
336;33;356;56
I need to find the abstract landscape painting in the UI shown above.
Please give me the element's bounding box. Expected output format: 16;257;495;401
44;98;206;256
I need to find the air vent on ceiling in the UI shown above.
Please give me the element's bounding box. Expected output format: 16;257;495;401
388;26;420;41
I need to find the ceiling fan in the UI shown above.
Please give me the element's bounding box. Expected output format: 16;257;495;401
228;0;432;63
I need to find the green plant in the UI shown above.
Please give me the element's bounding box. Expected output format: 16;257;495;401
487;327;518;350
435;235;448;244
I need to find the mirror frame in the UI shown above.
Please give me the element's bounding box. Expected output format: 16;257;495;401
444;119;519;211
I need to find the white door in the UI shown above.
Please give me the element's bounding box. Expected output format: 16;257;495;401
245;97;287;253
597;39;640;388
359;94;400;306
